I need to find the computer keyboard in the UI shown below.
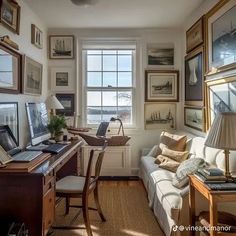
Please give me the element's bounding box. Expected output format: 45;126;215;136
42;143;67;154
13;151;43;162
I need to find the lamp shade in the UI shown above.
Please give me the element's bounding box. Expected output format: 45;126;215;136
205;112;236;150
45;95;64;110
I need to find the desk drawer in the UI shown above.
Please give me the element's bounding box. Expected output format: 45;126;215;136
43;188;55;235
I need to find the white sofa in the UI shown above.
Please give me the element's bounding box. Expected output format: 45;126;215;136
139;135;236;236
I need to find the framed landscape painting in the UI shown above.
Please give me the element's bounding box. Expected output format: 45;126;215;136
186;17;204;53
51;67;74;91
56;93;75;116
147;45;174;67
184;106;205;132
23;56;43;95
49;35;74;59
0;0;20;34
145;70;179;102
206;76;236;125
185;46;204;105
206;0;236;74
144;103;176;130
0;44;22;94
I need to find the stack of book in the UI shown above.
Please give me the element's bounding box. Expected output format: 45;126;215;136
194;168;227;183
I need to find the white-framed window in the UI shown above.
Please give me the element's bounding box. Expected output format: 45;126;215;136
82;45;136;127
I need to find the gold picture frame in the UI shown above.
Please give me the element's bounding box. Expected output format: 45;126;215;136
205;0;236;75
184;106;205;132
186;17;204;53
206;75;236;128
0;0;20;34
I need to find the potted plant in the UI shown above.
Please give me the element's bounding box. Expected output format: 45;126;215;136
47;115;67;141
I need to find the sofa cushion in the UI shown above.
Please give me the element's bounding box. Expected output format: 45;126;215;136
150;169;183;222
155;155;180;172
147;145;159;157
161;147;189;162
172;157;206;189
156;131;187;156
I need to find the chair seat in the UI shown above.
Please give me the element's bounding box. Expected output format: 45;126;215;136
56;176;86;194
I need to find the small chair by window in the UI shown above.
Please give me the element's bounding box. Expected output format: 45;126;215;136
54;141;107;236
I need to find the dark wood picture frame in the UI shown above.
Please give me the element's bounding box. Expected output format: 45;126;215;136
0;102;19;144
49;35;74;59
186;17;204;53
31;24;43;49
56;93;75;116
0;43;22;94
0;0;20;34
185;46;204;105
184;106;205;132
145;70;179;102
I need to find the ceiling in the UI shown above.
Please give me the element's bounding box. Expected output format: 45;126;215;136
25;0;204;29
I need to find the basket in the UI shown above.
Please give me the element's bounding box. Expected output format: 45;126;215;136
78;133;130;146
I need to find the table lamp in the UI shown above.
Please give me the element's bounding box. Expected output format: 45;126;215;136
45;95;64;116
205;112;236;179
110;117;124;136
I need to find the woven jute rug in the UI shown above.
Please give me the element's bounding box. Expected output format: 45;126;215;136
53;181;164;236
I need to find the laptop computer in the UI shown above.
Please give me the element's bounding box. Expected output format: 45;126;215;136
0;125;42;163
96;122;109;137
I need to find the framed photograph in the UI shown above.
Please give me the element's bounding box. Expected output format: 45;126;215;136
147;45;174;67
56;93;75;116
184;106;205;132
0;43;22;94
185;46;204;105
51;67;74;91
186;17;204;53
49;35;74;59
145;70;179;102
23;56;43;95
206;76;236;126
31;24;43;49
0;0;20;34
0;102;19;144
144;103;176;130
206;0;236;74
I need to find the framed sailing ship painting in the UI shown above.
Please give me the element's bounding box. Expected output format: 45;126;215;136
185;46;204;105
144;103;176;130
206;0;236;74
49;35;74;59
184;106;205;132
145;70;179;102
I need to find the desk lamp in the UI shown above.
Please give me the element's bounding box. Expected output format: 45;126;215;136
205;112;236;179
110;117;124;136
45;95;64;116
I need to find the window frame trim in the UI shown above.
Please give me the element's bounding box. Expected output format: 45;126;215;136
82;48;136;128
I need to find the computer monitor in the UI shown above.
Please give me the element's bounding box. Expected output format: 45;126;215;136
26;103;50;146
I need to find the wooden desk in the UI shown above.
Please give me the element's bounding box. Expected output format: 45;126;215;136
189;175;236;236
0;141;83;236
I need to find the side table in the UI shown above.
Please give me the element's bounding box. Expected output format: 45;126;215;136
189;175;236;236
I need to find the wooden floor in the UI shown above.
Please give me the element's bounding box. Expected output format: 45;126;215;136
53;180;164;236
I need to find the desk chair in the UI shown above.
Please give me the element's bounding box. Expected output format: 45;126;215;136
54;141;107;236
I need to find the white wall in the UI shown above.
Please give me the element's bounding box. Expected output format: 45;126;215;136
48;27;183;174
180;0;220;136
0;0;48;147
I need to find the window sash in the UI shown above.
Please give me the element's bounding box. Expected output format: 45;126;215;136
83;48;136;126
